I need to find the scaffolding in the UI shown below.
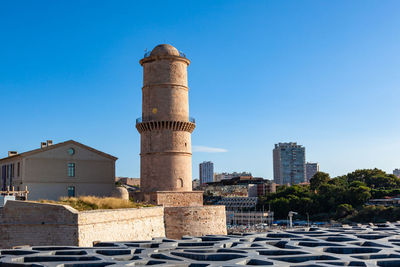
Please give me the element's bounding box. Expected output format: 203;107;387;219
0;186;29;200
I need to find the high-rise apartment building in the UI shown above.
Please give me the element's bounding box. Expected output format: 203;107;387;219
273;142;306;185
306;162;320;182
199;161;214;184
394;169;400;178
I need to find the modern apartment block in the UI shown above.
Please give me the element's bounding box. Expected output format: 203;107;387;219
394;169;400;178
199;161;214;184
306;162;320;182
0;140;117;200
273;142;306;185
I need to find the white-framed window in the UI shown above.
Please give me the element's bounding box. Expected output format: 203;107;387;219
68;163;75;177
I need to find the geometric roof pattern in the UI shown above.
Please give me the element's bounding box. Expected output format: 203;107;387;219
2;225;400;266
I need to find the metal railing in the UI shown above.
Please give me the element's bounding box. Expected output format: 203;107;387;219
144;51;151;58
136;116;195;124
143;50;187;58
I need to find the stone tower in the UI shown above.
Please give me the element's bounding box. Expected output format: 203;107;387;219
136;44;195;193
135;44;227;239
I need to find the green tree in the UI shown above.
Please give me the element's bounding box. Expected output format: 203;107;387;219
347;185;371;207
328;175;348;188
336;204;354;219
347;169;386;184
270;197;290;218
310;172;330;191
367;175;399;189
316;183;346;213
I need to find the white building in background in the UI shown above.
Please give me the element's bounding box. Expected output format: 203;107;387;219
199;161;214;184
394;169;400;178
273;142;306;185
306;162;320;182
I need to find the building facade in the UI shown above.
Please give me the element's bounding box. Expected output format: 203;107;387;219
214;172;252;182
306;162;320;182
192;179;200;190
199;161;214;184
394;169;400;178
226;210;271;225
273;142;306;185
216;197;258;210
0;140;117;200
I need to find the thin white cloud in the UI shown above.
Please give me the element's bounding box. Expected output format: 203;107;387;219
192;145;228;153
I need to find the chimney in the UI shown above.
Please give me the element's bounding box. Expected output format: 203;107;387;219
8;151;18;157
41;142;47;148
46;140;53;146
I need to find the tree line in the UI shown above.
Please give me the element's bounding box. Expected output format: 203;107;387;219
258;169;400;222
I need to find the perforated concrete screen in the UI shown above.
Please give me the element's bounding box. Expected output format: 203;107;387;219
2;225;400;266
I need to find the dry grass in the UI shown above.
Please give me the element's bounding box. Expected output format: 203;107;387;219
38;196;153;211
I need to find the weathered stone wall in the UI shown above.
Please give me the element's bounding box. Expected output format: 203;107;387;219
164;205;227;239
77;206;165;247
0;201;78;248
143;191;203;207
0;201;165;249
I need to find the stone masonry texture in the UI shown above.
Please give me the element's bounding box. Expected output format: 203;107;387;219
164;206;227;239
144;191;203;207
3;224;400;266
0;201;165;248
137;44;194;193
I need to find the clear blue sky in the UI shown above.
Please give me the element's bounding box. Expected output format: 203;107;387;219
1;1;400;179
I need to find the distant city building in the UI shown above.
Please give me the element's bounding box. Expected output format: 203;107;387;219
265;181;277;194
216;197;258;210
214;172;252;182
202;176;276;197
306;162;320;182
199;161;214;184
0;140;117;200
192;179;200;190
273;142;306;185
394;169;400;178
226;210;271;225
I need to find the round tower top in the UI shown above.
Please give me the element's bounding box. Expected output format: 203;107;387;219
140;44;190;66
150;44;180;57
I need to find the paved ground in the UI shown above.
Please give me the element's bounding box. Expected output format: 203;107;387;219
2;224;400;266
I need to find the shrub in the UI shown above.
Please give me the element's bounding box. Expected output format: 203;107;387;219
38;196;153;211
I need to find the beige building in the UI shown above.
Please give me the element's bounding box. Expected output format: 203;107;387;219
0;140;117;200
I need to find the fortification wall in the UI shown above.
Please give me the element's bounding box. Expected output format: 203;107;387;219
164;205;227;239
0;201;78;248
77;206;165;247
143;191;203;207
0;201;165;248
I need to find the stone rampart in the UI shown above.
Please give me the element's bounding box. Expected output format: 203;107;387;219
77;206;165;246
164;205;227;239
144;191;203;207
0;201;165;248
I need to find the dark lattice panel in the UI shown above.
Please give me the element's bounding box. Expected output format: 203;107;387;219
3;225;400;266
